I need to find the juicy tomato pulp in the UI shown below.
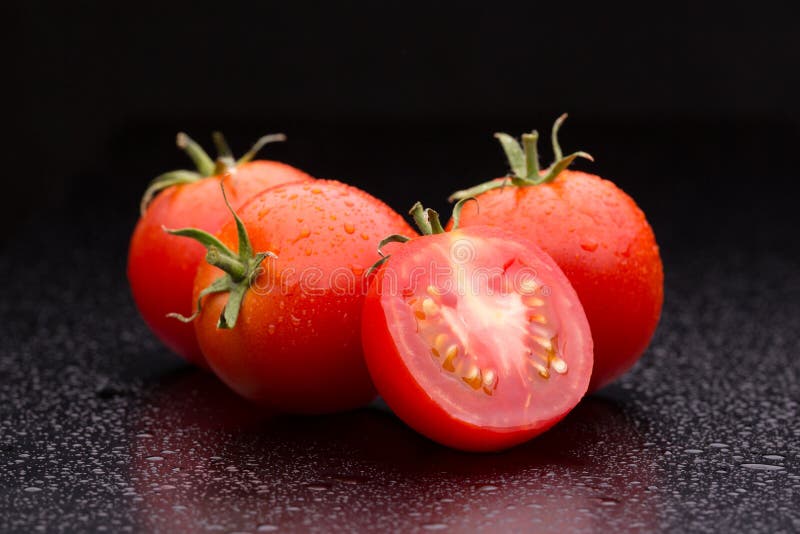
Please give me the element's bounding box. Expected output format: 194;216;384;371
362;226;593;451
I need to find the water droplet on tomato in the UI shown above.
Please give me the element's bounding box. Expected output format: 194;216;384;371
580;240;598;252
267;324;276;335
344;223;355;234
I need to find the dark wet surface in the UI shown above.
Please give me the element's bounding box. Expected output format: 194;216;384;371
2;122;800;532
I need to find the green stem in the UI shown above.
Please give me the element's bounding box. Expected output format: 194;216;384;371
522;131;540;179
211;131;236;174
409;202;432;235
427;209;445;234
207;247;246;281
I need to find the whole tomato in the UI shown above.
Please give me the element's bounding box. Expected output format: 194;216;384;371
449;116;663;391
168;180;416;413
128;133;313;368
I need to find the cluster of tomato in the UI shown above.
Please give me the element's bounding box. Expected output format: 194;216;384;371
127;117;663;452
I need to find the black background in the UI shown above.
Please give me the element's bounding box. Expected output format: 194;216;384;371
6;0;800;254
3;2;800;532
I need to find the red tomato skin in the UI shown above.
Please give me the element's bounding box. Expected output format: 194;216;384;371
362;227;593;452
193;180;417;414
127;161;313;368
451;170;663;391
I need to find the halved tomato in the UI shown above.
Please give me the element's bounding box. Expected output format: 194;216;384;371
362;206;593;452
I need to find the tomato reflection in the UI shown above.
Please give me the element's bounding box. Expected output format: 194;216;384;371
129;370;659;532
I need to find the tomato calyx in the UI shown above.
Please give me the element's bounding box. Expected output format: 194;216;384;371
448;114;594;202
164;184;276;329
367;198;477;275
139;131;287;215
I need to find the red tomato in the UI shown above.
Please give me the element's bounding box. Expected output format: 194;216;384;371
127;134;312;368
362;210;593;451
183;180;416;413
449;117;663;391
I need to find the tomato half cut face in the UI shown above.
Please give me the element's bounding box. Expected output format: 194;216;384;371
362;226;593;451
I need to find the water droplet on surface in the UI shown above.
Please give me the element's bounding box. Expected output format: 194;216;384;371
764;454;785;461
741;463;784;471
422;523;448;531
257;526;279;532
478;484;498;492
145;456;164;462
267;324;276;335
344;223;355;234
580;240;598;252
24;487;42;492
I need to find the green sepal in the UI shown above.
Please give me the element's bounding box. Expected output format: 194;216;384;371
366;234;412;277
365;255;392;277
377;234;411;257
139;170;202;215
176;132;216;176
164;183;277;330
494;133;527;179
224;185;254;262
166;274;232;323
218;283;247;329
537;151;594;184
449;114;593;202
164;226;239;261
449;197;478;231
237;134;287;165
140;131;287;215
